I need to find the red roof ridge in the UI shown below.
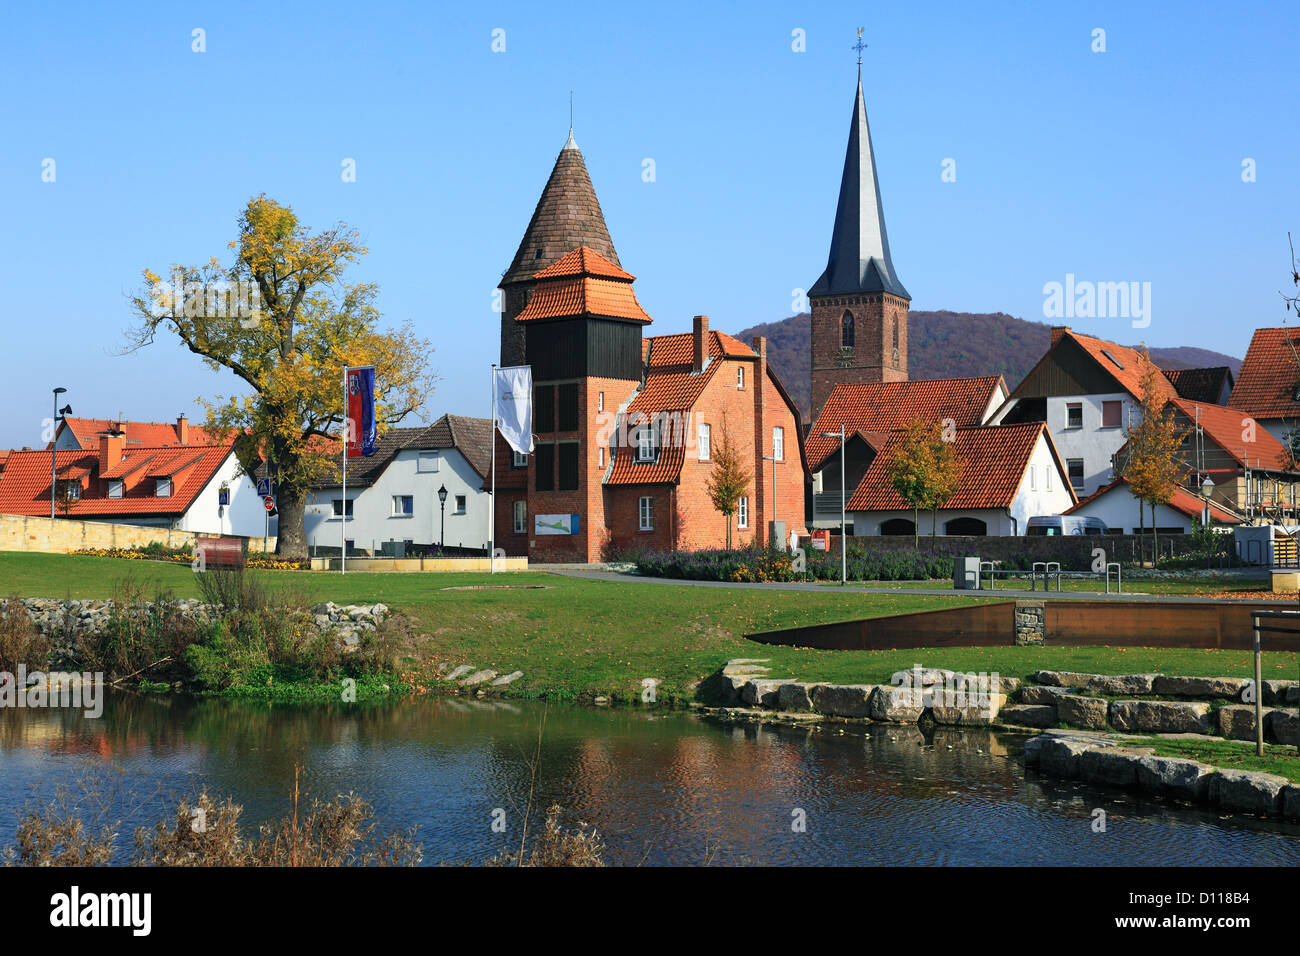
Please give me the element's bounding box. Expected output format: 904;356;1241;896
532;246;633;281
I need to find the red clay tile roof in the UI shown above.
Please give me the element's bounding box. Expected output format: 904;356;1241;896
846;422;1069;512
806;377;1004;472
514;276;653;323
1171;398;1291;470
57;417;225;449
1065;331;1178;404
1065;476;1240;524
1229;327;1300;421
532;246;633;280
605;331;763;485
0;445;231;518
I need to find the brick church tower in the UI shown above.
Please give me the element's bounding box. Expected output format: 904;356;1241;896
808;74;910;422
499;130;622;368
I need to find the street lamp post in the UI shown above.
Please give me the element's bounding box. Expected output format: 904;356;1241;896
821;425;847;586
51;388;71;519
437;484;448;551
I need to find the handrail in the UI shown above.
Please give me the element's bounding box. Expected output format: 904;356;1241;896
1248;608;1300;757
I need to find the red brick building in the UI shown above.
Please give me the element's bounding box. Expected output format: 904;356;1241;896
490;133;807;562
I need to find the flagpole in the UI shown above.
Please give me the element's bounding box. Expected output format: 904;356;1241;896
341;365;348;575
490;363;497;574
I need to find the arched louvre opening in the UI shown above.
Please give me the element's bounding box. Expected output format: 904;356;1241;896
841;311;854;348
944;516;988;536
880;517;914;536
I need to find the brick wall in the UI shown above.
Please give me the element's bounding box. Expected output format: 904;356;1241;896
810;291;909;420
818;532;1205;569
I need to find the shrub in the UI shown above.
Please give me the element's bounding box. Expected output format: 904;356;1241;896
0;599;52;672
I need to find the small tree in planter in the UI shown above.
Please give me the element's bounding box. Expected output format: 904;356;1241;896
705;415;752;550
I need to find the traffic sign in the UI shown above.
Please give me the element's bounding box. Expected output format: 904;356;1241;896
264;496;276;512
256;477;272;496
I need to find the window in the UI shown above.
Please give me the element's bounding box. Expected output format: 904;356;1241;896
773;426;785;462
60;480;81;502
392;495;413;516
1102;400;1122;428
698;423;711;461
535;443;555;491
108;480;124;499
841;310;854;348
637;425;655;462
598;446;605;467
455;495;466;514
535;385;555;433
558;383;580;432
1067;459;1085;492
1029;465;1037;490
1046;467;1053;491
332;499;353;517
558;442;579;491
417;452;439;472
598;391;604;412
155;478;172;498
513;500;527;533
511;449;527;468
737;496;749;528
736;366;745;390
638;496;654;531
1066;403;1083;429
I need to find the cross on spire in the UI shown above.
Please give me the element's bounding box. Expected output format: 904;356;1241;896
853;27;867;77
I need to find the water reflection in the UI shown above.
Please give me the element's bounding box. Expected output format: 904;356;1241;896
2;694;1299;866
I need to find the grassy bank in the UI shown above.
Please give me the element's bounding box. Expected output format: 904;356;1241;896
2;551;1298;704
1119;735;1300;783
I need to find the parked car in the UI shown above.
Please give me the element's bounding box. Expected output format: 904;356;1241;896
1026;515;1108;536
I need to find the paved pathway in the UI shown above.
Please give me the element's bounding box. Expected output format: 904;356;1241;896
544;568;1295;606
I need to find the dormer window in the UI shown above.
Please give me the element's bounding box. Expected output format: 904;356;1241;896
637;426;656;462
155;478;172;497
108;480;124;499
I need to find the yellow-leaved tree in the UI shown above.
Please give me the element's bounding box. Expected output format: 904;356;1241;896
889;418;961;546
1117;346;1184;566
125;196;436;558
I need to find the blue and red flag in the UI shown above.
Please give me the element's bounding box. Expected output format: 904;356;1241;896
346;366;377;458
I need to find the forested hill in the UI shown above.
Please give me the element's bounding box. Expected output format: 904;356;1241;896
734;310;1242;420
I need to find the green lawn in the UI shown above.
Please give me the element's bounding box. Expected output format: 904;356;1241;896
837;576;1276;597
1120;735;1300;783
2;551;1297;703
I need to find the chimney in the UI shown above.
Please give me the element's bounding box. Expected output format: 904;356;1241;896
1050;325;1070;346
751;335;767;384
692;315;709;373
177;414;189;444
98;432;125;474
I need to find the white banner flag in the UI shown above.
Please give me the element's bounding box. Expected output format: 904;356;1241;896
494;365;534;455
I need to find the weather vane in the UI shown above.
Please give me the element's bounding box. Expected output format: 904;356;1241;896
854;27;867;75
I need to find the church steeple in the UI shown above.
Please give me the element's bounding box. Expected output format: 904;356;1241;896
808;76;908;300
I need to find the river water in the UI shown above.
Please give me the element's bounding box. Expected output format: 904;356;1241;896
2;694;1299;865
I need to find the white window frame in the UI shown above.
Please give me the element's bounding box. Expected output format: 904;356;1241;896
597;391;604;412
108;479;124;499
155;478;172;498
698;422;711;461
513;500;527;533
773;426;784;462
454;494;466;515
1046;467;1053;492
512;449;527;468
1029;465;1036;490
332;498;353;518
417;451;440;473
1065;402;1083;430
737;366;745;390
598;446;605;467
737;496;749;528
637;426;655;463
1067;459;1085;492
392;494;414;516
638;496;654;531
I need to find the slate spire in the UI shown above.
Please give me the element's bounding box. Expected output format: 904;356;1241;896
809;77;909;300
501;133;621;288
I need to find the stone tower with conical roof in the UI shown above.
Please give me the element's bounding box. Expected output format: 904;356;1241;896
808;75;910;422
500;130;621;367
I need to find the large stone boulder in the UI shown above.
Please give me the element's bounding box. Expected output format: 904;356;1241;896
720;675;751;705
460;669;498;687
1032;671;1099;689
1136;755;1213;801
1153;676;1251;700
1058;694;1110;730
1283;786;1300;821
999;704;1057;728
1085;673;1160;696
1108;700;1213;734
868;686;927;723
1079;748;1149;788
930;692;1007;727
1217;704;1275;742
1270;709;1299;746
1035;732;1115;779
776;682;819;711
723;659;771;677
1209;769;1288;816
810;684;878;719
740;679;785;708
1018;685;1077;705
1262;680;1298;706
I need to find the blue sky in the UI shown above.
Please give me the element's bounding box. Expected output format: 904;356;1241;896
1;0;1297;448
